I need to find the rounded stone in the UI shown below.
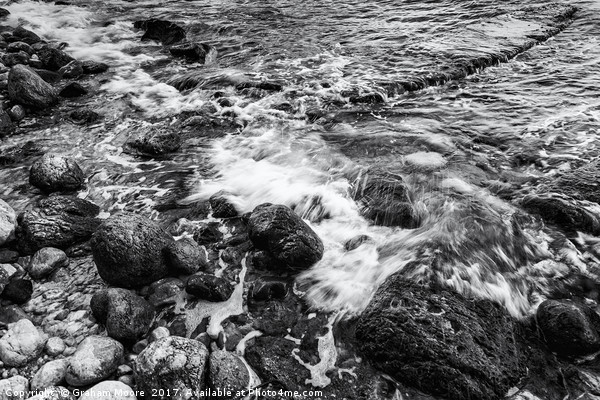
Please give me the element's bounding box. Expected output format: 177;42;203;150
65;336;124;387
29;154;85;193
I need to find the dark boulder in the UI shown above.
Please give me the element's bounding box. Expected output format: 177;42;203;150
247;203;324;271
344;234;373;251
90;288;155;343
0;8;9;18
6;41;33;55
356;274;526;400
124;129;181;157
208;349;249;398
147;278;184;308
8;65;58;110
163;237;206;275
29;153;85;193
28;247;69;279
0;109;13;134
58;60;83;79
209;191;238;218
133;19;186;45
169;42;216;63
192;222;223;245
536;300;600;357
2;51;29;67
185;272;233;302
250;277;288;301
81;60;109;74
36;47;75;71
90;213;173;288
16;196;100;254
32;68;61;84
521;194;600;235
59;82;87;98
0;279;33;304
11;26;41;45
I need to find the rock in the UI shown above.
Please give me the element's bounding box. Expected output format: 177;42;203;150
344;234;373;251
2;51;29;67
134;336;209;400
209;191;238;218
81;60;108;74
36;47;74;71
7;42;33;55
28;247;68;279
31;358;68;390
7;105;25;121
32;69;61;84
247;203;324;271
192;222;223;245
148;326;170;343
0;267;9;293
133;19;186;45
353;171;418;228
90;213;173;288
79;381;137;400
169;42;216;63
57;60;82;79
0;199;16;246
59;82;86;98
0;375;28;400
0;8;9;18
16;196;100;254
521;194;600;235
89;288;155;343
68;108;99;124
8;65;58;110
27;386;74;400
355;275;525;400
0;249;19;263
65;336;124;386
11;27;41;45
163;237;205;275
0;109;13;134
0;306;30;328
536;299;600;357
0;319;47;367
208;350;249;398
185;272;233;302
45;337;66;356
29;154;85;193
146;278;184;308
0;279;33;304
250;277;288;301
124;129;181;157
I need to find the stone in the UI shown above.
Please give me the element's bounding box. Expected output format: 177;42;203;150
0;319;47;367
90;213;173;288
0;8;9;18
134;336;209;400
0;267;10;294
7;105;25;121
81;60;108;74
163;237;205;275
169;42;216;63
0;249;19;264
0;306;30;328
45;337;66;356
11;27;41;45
89;288;155;343
29;154;85;193
78;381;137;400
146;278;184;308
0;375;28;400
343;234;373;251
0;199;16;246
36;47;74;71
185;272;233;302
6;42;33;55
0;279;33;304
0;110;13;135
28;247;68;279
7;65;58;110
147;327;170;343
59;82;86;98
209;191;238;218
124;129;181;157
65;336;124;387
2;51;29;67
68;108;99;124
31;358;69;391
250;277;288;301
247;203;324;271
192;222;223;245
0;141;42;166
32;69;61;84
133;19;186;45
57;60;83;79
208;350;249;398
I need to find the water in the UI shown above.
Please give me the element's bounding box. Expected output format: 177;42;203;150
1;0;600;318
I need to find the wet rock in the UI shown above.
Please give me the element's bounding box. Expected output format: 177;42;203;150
0;8;9;18
208;349;250;398
68;108;99;124
7;105;25;121
45;337;66;356
31;358;68;390
521;194;600;235
0;305;30;328
0;199;16;246
59;82;86;98
353;171;418;228
7;41;33;55
0;109;13;134
89;288;155;343
79;381;137;400
169;42;216;63
28;247;68;279
0;141;43;166
16;196;100;254
146;277;184;308
209;191;238;218
356;275;525;400
0;319;47;367
8;65;58;109
250;277;288;301
134;336;209;400
29;154;85;193
0;376;28;400
124;129;181;157
58;60;83;79
81;60;109;74
164;237;206;275
235;81;283;92
0;279;33;304
65;336;124;386
133;19;186;45
0;267;9;294
185;272;233;302
36;47;75;71
248;203;324;271
192;222;223;245
536;299;600;357
0;249;19;263
91;213;173;288
2;51;29;67
251;297;299;336
11;26;41;45
148;326;170;343
32;69;61;84
343;234;373;251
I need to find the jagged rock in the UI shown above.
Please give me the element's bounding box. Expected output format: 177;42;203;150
0;8;10;18
8;65;58;109
90;213;173;288
247;203;324;271
65;336;124;386
31;358;69;391
208;350;250;399
0;305;30;328
29;154;85;193
81;60;109;74
28;247;69;279
0;199;16;246
133;19;186;45
169;42;216;63
209;191;238;218
36;47;75;71
58;60;83;79
164;237;206;275
0;319;47;367
185;272;233;302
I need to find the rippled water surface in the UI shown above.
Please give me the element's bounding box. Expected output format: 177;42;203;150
1;0;600;316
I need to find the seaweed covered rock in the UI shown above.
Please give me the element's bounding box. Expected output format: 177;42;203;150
133;19;186;45
356;274;526;400
29;154;85;193
247;203;323;271
91;213;173;288
8;65;58;110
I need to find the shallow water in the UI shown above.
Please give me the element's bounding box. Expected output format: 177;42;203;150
1;0;600;317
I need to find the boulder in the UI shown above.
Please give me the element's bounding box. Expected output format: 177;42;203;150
0;141;43;166
59;82;86;98
32;69;61;84
1;278;33;304
8;65;58;110
36;47;75;71
28;247;68;279
185;272;233;302
11;26;41;45
134;336;209;400
90;213;173;288
65;336;124;386
29;154;85;193
209;191;238;218
0;319;47;367
2;51;29;67
124;129;181;157
355;274;526;400
192;222;223;245
90;288;155;343
163;237;205;275
169;42;216;63
15;196;100;254
0;199;16;246
79;381;137;400
7;41;33;55
208;350;250;398
0;375;29;400
521;194;600;235
247;203;323;271
250;277;288;301
57;60;83;79
146;278;184;308
81;60;108;74
0;109;13;134
133;19;186;45
31;358;69;390
0;305;30;328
